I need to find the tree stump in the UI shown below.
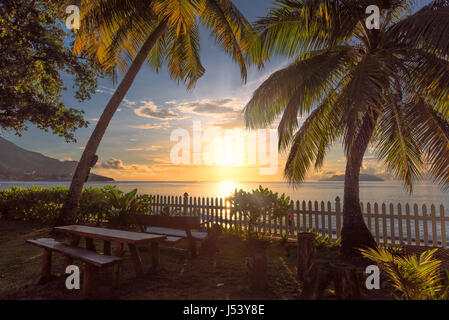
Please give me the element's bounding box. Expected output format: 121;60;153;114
246;253;268;291
297;232;316;281
300;262;362;300
301;262;335;300
333;263;361;300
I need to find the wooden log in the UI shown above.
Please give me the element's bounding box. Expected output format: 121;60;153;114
297;232;316;280
300;262;362;300
246;253;268;291
332;263;361;300
301;262;334;300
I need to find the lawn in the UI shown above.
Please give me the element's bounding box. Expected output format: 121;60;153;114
2;220;420;300
0;220;307;300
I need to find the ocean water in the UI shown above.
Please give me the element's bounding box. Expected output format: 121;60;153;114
1;180;448;209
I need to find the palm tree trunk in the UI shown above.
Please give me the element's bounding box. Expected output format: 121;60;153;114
340;113;378;257
56;21;168;226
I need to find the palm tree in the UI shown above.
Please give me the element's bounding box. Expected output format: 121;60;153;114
244;0;449;257
57;0;252;225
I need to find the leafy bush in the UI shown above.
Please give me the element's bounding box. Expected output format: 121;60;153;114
308;228;341;250
360;247;449;300
227;185;292;239
102;187;152;229
0;186;150;225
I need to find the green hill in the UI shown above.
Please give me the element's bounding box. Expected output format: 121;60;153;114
0;136;113;181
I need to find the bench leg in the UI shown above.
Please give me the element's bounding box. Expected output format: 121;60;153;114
128;244;144;278
35;248;52;285
111;243;124;287
151;242;160;270
83;263;95;298
189;238;197;258
86;238;96;252
104;241;111;255
112;262;121;289
64;235;80;269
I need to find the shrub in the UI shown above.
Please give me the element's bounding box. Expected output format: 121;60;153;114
102;187;153;229
307;228;341;250
360;247;449;300
227;185;292;239
0;186;150;225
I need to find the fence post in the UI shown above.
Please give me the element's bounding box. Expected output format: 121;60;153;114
335;197;342;237
183;192;189;216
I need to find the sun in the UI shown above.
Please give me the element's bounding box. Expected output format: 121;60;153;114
218;180;237;198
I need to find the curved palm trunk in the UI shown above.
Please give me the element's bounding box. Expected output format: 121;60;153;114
340;113;378;257
56;21;168;226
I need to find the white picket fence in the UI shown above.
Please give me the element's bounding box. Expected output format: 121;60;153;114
148;193;449;248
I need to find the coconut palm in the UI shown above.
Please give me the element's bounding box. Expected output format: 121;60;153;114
57;0;252;225
244;0;449;256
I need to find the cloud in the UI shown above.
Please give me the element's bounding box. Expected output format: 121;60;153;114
147;145;163;151
125;146;163;152
95;158;155;175
95;86;115;95
134;100;183;120
211;116;244;129
97;158;126;170
127;148;145;151
129;122;171;130
176;98;243;115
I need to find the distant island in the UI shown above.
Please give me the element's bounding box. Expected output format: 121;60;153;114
0;136;113;182
320;174;384;182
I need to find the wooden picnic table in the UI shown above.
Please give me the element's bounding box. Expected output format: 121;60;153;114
53;225;166;278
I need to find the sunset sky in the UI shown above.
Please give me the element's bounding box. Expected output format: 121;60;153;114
1;0;391;182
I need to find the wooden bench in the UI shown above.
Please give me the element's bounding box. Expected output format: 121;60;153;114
130;215;221;257
27;238;123;297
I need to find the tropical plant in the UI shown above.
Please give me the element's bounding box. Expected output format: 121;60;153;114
57;0;253;225
361;247;449;300
102;187;152;229
227;185;292;239
308;228;341;250
244;0;449;256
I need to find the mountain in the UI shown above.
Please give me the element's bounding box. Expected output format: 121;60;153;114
0;136;113;181
320;174;384;182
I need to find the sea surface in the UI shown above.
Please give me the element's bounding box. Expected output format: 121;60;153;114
1;180;448;209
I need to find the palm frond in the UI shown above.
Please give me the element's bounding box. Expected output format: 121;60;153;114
389;0;449;58
409;99;449;190
283;91;345;184
200;0;253;81
165;22;205;89
244;46;355;144
374;95;425;192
